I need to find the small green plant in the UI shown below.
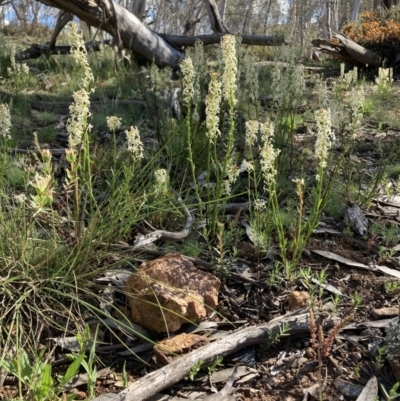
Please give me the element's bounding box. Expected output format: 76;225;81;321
381;382;400;400
0;344;86;401
262;323;290;349
186;359;204;381
71;325;98;399
374;345;386;373
207;356;224;375
122;361;128;388
37;126;58;143
370;222;399;248
387;164;400;180
266;264;282;288
379;246;397;263
200;211;244;280
385;281;400;294
33;111;58;125
4;164;26;189
331;294;341;312
351;291;362;310
180;239;204;258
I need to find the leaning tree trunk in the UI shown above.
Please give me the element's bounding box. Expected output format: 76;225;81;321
37;0;185;68
311;32;380;66
203;0;230;33
47;10;73;55
351;0;362;22
242;0;254;34
219;0;227;23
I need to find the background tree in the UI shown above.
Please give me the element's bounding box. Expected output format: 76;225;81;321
0;0;395;59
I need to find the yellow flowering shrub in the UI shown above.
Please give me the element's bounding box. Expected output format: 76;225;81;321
342;7;400;58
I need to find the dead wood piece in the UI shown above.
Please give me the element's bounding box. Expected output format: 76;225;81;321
182;18;201;36
161;33;286;48
16;41;113;61
107;308;328;401
47;10;73;56
311;38;342;51
356;376;378;401
36;0;185;68
133;197;193;246
203;0;230;34
343;202;369;236
201;365;238;401
311;33;380;67
333;33;380;66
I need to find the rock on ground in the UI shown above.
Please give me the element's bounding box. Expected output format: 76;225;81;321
125;253;221;332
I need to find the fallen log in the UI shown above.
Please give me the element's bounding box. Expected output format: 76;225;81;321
105;307;336;401
311;32;380;67
16;41;113;61
161;33;287;47
37;0;185;68
16;33;286;62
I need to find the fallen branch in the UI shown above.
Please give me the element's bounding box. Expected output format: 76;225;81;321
16;41;114;60
36;0;185;68
133;196;193;246
161;33;286;47
311;32;380;67
108;307;335;401
15;33;286;62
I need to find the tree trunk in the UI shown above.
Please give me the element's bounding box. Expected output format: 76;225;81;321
47;10;73;55
203;0;230;33
289;0;297;41
311;32;380;66
300;0;304;54
183;19;201;36
31;1;40;30
372;0;398;7
351;0;362;21
326;0;333;39
332;0;338;31
11;2;27;29
382;0;398;7
264;0;273;35
220;0;227;22
242;0;254;34
80;19;92;41
37;0;185;68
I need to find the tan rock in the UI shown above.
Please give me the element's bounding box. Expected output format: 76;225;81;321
372;307;400;319
154;333;210;365
288;291;310;311
125;253;221;332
